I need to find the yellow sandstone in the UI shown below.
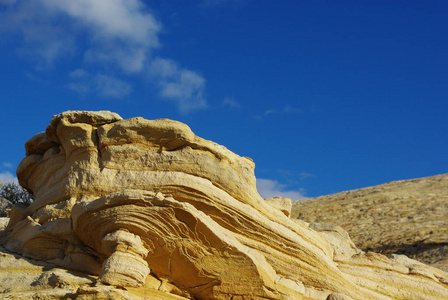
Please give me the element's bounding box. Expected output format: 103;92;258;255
0;111;447;299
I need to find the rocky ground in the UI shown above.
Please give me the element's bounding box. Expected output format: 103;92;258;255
291;174;448;271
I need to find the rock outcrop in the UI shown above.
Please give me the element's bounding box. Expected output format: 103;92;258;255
291;174;448;272
1;110;448;299
0;244;190;299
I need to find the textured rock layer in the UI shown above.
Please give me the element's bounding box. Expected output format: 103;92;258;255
0;244;190;299
1;111;448;299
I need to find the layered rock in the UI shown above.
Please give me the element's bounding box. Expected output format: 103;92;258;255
291;174;448;272
0;244;190;299
1;110;448;299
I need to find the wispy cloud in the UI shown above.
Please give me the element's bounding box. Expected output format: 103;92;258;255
299;171;316;180
277;169;316;181
69;68;89;79
254;105;302;119
2;162;13;169
0;171;17;183
256;178;307;201
223;97;241;109
0;0;17;5
0;0;208;113
68;69;90;95
199;0;248;10
264;105;302;116
0;0;76;67
94;74;132;98
200;0;226;7
68;69;132;99
149;57;207;114
40;0;160;71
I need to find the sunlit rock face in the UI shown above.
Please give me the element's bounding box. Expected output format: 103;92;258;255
1;110;448;299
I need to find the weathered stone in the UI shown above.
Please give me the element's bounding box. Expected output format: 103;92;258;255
0;217;8;230
309;223;362;262
1;110;448;299
0;245;188;299
24;132;56;156
265;197;292;217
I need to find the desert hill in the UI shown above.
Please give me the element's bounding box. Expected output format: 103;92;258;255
291;174;448;271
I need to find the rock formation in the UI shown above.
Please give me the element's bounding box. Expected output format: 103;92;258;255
1;110;448;299
291;174;448;272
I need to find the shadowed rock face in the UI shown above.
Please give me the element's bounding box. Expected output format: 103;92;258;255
1;111;448;299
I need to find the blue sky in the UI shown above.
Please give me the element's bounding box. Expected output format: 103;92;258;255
0;0;447;200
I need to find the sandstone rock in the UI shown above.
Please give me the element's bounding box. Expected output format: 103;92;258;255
0;217;8;230
1;110;448;299
264;197;292;217
291;174;448;272
308;223;362;262
0;244;189;299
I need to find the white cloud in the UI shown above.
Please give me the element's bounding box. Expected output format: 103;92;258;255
199;0;247;9
1;0;208;113
0;0;17;5
223;97;241;109
256;178;307;201
0;171;17;183
149;57;207;114
69;68;89;79
94;74;132;98
84;47;148;74
68;69;132;99
41;0;159;44
299;171;316;180
263;109;276;116
40;0;161;72
0;0;76;66
2;162;13;168
253;105;302;119
264;106;302;116
68;68;90;95
149;57;179;79
68;82;90;96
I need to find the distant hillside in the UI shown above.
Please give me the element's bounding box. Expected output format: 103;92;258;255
291;174;448;271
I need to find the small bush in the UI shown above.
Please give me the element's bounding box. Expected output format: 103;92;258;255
0;182;33;217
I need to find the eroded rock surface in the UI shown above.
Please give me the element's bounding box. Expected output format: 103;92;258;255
291;174;448;272
1;111;448;299
0;244;190;299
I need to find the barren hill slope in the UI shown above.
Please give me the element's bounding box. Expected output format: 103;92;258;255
291;174;448;271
